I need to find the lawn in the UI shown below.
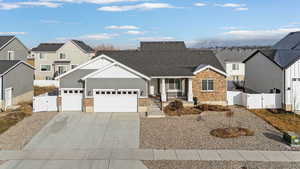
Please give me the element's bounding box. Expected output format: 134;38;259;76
250;109;300;135
0;102;32;134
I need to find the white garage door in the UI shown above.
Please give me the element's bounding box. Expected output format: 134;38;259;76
292;78;300;111
61;89;83;111
94;89;138;112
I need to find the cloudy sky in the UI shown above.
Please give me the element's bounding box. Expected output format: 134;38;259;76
1;0;300;48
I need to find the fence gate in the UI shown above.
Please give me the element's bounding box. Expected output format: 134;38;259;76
33;95;57;112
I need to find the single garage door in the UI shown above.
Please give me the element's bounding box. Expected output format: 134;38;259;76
94;89;138;112
292;78;300;111
61;89;83;111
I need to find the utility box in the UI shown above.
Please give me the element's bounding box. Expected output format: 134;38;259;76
283;131;300;147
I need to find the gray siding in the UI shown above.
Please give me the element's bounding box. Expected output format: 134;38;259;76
3;63;34;98
245;53;283;93
0;38;28;61
60;69;96;88
86;78;148;97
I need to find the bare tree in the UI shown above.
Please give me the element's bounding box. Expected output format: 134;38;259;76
94;44;119;51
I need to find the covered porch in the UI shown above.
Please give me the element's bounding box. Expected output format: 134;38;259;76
149;77;194;103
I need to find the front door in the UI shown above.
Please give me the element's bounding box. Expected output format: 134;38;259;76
5;88;12;108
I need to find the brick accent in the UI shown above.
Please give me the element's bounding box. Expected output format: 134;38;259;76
284;104;292;111
139;98;150;106
192;68;227;103
57;97;61;106
84;98;94;107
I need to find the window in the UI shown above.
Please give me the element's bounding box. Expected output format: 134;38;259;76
45;76;52;80
7;51;14;60
39;53;45;59
232;63;239;70
202;79;214;91
166;79;181;90
71;64;78;69
58;66;68;74
59;53;66;59
41;65;51;72
232;76;239;81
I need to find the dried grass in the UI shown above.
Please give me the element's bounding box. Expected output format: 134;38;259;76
34;86;57;96
164;100;202;116
210;127;255;138
250;109;300;135
197;104;230;112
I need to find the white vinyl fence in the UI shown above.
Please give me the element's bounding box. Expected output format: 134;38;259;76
227;91;282;109
33;94;58;112
34;80;59;87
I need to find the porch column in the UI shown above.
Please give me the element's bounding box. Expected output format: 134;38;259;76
161;78;167;102
188;78;193;102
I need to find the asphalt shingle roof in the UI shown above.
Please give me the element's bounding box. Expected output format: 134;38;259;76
31;43;64;52
95;48;224;77
140;41;187;51
0;36;15;49
273;31;300;50
71;40;94;53
0;60;20;74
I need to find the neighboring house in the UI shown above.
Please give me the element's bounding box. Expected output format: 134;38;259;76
55;41;228;113
31;40;95;80
0;36;29;61
0;60;34;110
243;31;300;111
215;48;256;82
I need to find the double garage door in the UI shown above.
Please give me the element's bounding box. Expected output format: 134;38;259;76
61;88;138;112
94;89;138;112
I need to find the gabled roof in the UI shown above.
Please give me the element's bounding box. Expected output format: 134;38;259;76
31;43;64;52
0;36;15;50
94;49;224;77
215;48;257;69
243;49;300;69
0;60;20;74
140;41;186;51
273;31;300;50
71;40;95;53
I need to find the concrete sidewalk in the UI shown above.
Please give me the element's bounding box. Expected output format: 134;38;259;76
0;149;299;162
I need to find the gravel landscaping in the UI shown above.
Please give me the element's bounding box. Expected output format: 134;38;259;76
140;107;294;151
0;111;58;150
143;161;300;169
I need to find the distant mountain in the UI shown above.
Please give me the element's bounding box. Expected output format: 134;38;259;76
191;38;279;48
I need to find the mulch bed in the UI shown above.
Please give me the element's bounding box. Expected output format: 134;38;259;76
210;127;255;138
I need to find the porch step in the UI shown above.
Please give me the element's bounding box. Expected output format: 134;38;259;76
147;110;165;118
147;98;165;118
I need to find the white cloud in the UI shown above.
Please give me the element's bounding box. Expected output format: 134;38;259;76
0;32;27;35
126;30;144;35
42;0;145;4
235;7;248;11
0;1;61;10
222;28;300;39
98;3;175;12
194;2;207;7
222;26;239;30
57;33;118;41
216;3;245;8
136;36;175;41
106;25;139;29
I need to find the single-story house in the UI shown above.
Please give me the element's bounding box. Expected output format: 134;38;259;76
0;60;35;110
243;31;300;111
55;41;228;113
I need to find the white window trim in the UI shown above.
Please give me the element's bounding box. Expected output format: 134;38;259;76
40;64;52;72
57;65;69;74
201;78;214;92
59;53;68;60
166;79;182;92
39;53;46;60
232;63;240;71
7;51;15;60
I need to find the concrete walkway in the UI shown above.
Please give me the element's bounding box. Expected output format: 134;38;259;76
0;149;299;162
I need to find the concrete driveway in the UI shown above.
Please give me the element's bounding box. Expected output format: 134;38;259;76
0;112;148;169
26;112;140;150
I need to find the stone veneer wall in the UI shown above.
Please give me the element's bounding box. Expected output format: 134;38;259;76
192;68;227;105
84;98;94;112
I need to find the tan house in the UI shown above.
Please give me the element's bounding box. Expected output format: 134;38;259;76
55;41;228;113
31;40;95;80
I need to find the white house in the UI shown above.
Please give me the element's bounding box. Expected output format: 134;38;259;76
243;32;300;112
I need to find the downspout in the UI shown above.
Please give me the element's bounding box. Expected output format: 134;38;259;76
1;75;3;111
283;70;286;110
